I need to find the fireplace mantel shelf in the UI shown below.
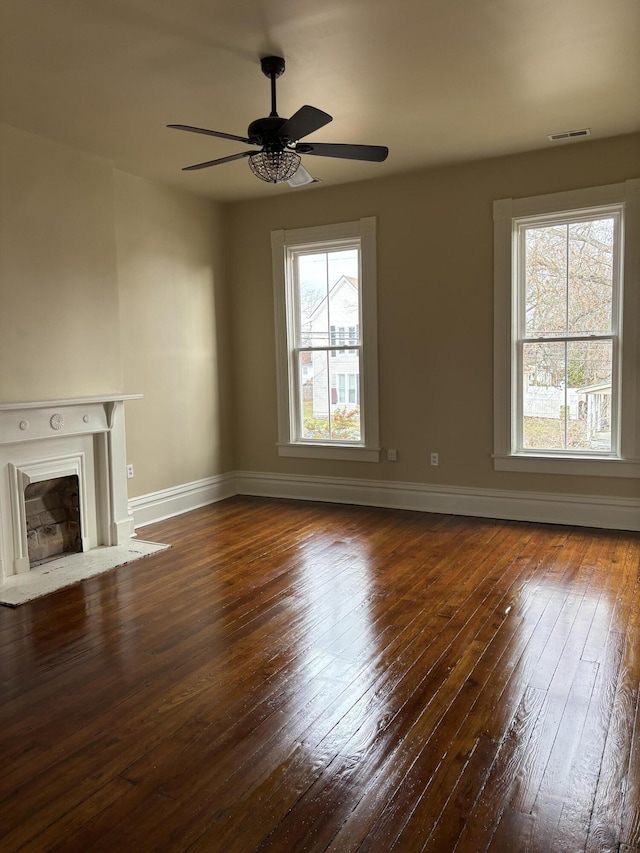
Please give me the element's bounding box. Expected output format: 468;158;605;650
0;394;143;411
0;395;144;447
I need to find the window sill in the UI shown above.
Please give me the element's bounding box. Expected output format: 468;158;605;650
493;453;640;478
278;443;380;462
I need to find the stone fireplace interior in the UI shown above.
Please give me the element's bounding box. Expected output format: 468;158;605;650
25;475;82;567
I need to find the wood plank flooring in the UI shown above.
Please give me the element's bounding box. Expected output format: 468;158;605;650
1;496;639;852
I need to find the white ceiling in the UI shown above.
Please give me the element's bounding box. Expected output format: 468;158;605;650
1;0;639;202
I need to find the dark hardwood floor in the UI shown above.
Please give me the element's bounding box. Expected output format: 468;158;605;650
1;496;639;852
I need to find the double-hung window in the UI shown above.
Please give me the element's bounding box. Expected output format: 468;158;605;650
272;217;380;461
494;179;640;477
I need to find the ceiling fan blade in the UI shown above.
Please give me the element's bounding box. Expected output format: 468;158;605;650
277;105;333;142
297;142;389;162
287;163;318;187
168;124;255;145
182;151;254;171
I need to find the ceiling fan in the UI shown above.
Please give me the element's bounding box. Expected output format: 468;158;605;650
168;55;389;186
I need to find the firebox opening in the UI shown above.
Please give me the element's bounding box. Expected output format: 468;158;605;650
25;475;82;568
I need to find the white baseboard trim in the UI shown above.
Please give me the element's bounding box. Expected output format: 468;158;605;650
129;473;236;529
128;470;640;532
234;471;640;532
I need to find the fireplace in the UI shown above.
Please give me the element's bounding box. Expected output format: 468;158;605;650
0;395;141;585
25;475;82;566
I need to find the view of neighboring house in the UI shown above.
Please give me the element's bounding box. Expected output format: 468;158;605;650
578;382;612;445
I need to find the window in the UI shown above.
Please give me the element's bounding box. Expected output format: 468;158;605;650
494;180;640;477
335;373;359;404
272;218;380;461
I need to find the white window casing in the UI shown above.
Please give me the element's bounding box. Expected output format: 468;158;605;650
493;179;640;478
272;217;380;462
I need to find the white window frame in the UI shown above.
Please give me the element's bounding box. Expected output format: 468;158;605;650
493;179;640;478
272;217;380;462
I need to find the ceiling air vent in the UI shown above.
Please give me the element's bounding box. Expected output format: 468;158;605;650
548;128;591;141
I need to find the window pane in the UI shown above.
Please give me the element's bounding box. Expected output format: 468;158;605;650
298;253;329;346
331;362;361;440
522;341;566;449
331;349;360;376
522;339;612;451
298;351;361;442
567;218;614;335
327;251;360;348
299;350;330;439
567;339;612;451
328;249;359;297
331;404;361;441
525;217;615;338
525;225;568;337
296;249;360;349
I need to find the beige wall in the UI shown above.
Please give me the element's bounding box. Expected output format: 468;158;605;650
114;172;233;496
0;123;233;499
0;124;122;400
227;133;640;500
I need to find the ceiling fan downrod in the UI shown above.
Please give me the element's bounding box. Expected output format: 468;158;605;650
260;56;286;118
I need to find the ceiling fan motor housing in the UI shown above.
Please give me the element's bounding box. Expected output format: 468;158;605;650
247;116;289;147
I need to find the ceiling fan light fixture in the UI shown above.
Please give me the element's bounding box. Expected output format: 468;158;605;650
248;149;301;183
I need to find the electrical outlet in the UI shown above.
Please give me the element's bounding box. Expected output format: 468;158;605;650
430;452;439;466
126;464;134;479
387;448;397;462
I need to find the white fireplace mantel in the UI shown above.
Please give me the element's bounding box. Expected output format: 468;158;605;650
0;394;142;584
